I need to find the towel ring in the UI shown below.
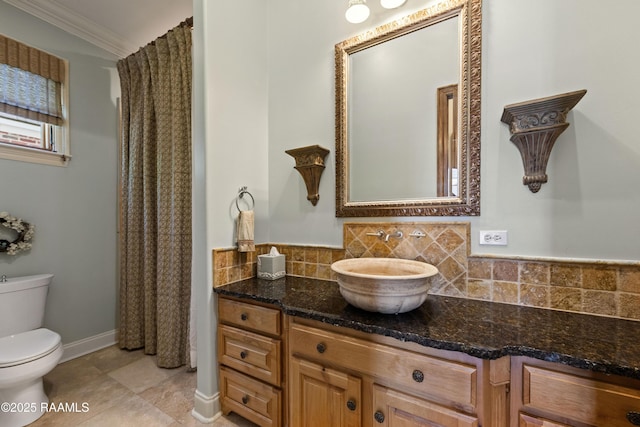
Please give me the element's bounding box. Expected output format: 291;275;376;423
236;186;255;211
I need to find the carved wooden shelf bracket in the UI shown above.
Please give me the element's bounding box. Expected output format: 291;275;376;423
501;89;587;193
285;145;330;206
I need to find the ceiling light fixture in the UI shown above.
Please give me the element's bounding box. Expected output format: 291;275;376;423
345;0;370;24
380;0;407;9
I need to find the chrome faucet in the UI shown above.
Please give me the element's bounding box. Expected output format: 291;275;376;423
1;275;6;283
384;230;403;242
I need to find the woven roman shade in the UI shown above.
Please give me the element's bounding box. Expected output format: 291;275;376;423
0;34;66;126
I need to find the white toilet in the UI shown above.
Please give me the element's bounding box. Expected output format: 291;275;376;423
0;274;63;427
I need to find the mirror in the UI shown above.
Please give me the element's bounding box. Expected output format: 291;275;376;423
335;0;481;217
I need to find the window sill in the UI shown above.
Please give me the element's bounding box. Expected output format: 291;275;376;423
0;143;70;167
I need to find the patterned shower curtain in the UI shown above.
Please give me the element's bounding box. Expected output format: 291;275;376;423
117;21;192;368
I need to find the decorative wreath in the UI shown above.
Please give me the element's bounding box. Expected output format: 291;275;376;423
0;212;35;255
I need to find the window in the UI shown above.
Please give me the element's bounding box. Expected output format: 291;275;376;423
0;34;69;166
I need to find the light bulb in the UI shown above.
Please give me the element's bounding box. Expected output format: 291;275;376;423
380;0;407;9
345;0;370;24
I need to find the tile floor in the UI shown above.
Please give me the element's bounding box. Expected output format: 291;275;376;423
30;345;257;426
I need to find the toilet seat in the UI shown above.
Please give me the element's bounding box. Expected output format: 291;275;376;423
0;328;61;368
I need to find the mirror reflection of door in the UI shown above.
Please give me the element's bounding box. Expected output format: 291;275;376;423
437;84;458;197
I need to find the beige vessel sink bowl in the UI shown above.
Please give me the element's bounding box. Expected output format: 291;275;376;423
331;258;439;314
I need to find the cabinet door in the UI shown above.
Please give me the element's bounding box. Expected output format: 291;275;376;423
290;357;361;427
372;384;478;427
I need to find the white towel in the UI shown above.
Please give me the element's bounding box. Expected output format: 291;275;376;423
237;210;255;252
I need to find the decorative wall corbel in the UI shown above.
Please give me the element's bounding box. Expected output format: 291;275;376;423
501;89;587;193
285;145;330;206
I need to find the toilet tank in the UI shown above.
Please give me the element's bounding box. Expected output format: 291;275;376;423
0;274;53;338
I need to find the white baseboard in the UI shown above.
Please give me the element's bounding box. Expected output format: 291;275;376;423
60;329;118;363
192;389;221;423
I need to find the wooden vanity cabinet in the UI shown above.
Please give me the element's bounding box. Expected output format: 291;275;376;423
216;296;512;427
217;297;284;427
510;356;640;427
216;293;640;427
288;317;510;427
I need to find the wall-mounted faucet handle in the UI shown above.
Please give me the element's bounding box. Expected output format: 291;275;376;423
366;230;385;238
408;230;426;238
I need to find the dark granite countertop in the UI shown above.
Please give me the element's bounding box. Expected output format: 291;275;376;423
214;276;640;380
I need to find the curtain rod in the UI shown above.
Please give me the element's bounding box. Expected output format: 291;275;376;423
123;16;193;59
148;16;193;46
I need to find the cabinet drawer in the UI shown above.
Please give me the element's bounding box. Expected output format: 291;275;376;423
219;297;281;336
518;413;570;427
289;322;478;412
218;324;281;386
373;384;478;427
518;359;640;426
220;366;281;427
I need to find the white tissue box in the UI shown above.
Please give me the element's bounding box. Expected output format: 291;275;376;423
257;253;286;280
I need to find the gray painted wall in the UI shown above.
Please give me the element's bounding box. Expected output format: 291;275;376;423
0;2;120;344
265;0;640;262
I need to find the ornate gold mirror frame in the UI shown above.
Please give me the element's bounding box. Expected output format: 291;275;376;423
335;0;482;217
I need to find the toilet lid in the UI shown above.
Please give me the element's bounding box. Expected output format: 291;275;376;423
0;328;61;368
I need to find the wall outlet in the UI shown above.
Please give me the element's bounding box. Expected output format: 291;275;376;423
479;230;508;246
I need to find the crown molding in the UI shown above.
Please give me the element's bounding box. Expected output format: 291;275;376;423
3;0;135;58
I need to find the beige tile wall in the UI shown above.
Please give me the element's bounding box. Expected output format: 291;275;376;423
213;221;640;322
467;257;640;320
212;244;345;286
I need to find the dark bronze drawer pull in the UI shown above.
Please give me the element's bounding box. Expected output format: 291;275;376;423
627;411;640;425
240;351;248;359
240;313;248;321
346;399;356;411
316;342;327;354
412;369;424;383
374;411;385;423
242;395;249;405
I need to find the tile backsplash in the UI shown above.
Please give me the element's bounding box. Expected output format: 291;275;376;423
342;222;469;296
213;221;640;322
213;244;345;285
467;257;640;320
